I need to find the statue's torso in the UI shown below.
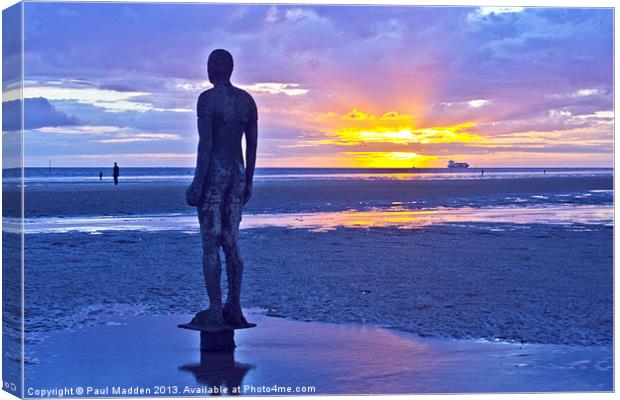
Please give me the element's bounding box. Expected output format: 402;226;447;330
197;84;257;179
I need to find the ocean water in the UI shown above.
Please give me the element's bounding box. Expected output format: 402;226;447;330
2;167;614;185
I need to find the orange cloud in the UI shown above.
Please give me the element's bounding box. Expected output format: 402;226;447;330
302;110;482;146
380;111;413;121
341;108;376;121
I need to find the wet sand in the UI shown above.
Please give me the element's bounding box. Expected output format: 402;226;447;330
9;204;613;234
12;176;613;217
26;311;612;395
24;223;612;346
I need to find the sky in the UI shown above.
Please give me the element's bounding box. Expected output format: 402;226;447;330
3;3;614;167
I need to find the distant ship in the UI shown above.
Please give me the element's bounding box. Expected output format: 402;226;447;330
447;160;469;168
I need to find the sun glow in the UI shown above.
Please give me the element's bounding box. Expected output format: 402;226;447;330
331;122;481;145
344;151;438;168
296;109;485;167
313;109;482;145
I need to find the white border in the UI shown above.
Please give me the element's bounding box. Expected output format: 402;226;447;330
0;2;616;400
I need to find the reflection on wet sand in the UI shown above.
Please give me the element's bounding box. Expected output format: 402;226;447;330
179;351;254;395
246;205;612;232
25;312;612;394
12;204;613;234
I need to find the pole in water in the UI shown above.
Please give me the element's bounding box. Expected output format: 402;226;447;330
48;160;51;172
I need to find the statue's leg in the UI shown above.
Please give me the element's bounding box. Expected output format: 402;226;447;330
195;188;229;329
222;179;248;328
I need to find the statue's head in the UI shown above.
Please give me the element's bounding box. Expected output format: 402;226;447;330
208;49;234;84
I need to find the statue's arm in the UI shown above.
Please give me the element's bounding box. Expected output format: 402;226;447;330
187;114;214;206
243;119;258;205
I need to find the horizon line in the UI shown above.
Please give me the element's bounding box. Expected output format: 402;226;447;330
5;166;614;170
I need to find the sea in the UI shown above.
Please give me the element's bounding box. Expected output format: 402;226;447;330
2;167;614;185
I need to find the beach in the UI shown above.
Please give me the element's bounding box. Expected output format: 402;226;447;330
9;167;614;393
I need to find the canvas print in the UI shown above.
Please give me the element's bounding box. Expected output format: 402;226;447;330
1;1;614;397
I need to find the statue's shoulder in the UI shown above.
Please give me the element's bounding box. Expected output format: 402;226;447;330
197;88;217;108
198;88;216;101
231;86;257;111
231;86;254;100
227;86;257;122
196;89;217;117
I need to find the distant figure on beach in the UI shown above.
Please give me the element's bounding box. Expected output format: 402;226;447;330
113;162;120;185
99;171;103;181
481;169;484;177
186;49;258;330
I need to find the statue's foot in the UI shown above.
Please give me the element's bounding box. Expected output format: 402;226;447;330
191;308;231;331
223;303;250;328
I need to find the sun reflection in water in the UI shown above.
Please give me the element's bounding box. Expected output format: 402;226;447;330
14;205;613;234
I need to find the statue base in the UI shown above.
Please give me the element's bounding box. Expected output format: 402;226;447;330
178;319;257;351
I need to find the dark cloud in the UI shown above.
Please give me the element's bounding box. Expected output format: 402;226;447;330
3;3;22;85
98;83;142;92
2;97;82;131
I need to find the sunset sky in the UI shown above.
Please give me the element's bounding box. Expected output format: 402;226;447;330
4;3;614;167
